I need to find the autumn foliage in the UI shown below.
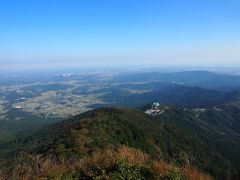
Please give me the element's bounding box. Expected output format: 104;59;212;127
0;145;212;180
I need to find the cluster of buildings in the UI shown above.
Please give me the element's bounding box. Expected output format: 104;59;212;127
145;102;163;116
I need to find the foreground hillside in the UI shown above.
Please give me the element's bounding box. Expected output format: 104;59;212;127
0;145;211;180
0;108;214;180
153;103;240;179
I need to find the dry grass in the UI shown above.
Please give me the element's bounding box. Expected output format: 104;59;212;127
118;145;149;165
0;145;213;180
183;165;213;180
153;160;173;173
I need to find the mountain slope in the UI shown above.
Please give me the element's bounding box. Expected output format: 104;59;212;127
1;108;200;159
1;107;239;179
153;103;240;178
100;85;240;108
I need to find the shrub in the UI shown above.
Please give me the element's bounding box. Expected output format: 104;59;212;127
159;168;187;180
111;160;144;180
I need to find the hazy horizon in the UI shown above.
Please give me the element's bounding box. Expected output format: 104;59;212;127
1;0;240;70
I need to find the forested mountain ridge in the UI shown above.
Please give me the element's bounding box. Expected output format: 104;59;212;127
0;106;240;179
99;84;240;108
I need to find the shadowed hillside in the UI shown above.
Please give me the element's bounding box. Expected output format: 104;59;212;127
1;107;239;179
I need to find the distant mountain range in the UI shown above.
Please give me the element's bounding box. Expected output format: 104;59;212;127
98;83;240;108
113;71;240;91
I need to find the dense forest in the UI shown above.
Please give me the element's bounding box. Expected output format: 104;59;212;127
0;106;240;179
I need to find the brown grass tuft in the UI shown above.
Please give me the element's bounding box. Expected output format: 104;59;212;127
183;165;213;180
118;145;149;165
152;160;172;173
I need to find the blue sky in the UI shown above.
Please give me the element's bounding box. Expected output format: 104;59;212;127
0;0;240;70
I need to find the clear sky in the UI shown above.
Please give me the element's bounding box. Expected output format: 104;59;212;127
0;0;240;70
